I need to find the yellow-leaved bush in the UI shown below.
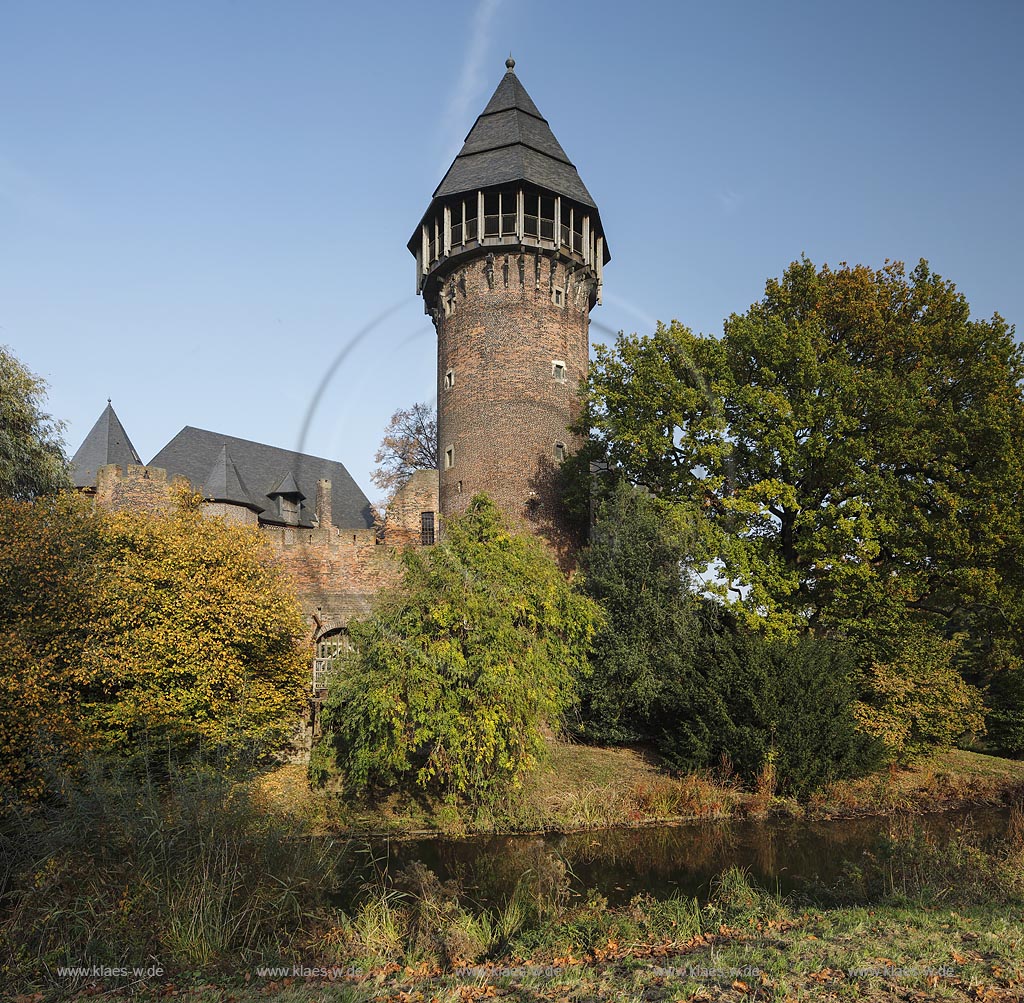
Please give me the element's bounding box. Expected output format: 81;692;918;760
853;631;986;762
0;490;308;801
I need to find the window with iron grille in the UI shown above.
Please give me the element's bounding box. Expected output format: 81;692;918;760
421;511;435;546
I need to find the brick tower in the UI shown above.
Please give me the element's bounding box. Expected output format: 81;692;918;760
408;58;609;559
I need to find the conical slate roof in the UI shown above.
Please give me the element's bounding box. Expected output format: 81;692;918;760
201;445;264;513
433;59;596;208
70;401;142;487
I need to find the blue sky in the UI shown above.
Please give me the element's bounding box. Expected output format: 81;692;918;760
3;1;1021;502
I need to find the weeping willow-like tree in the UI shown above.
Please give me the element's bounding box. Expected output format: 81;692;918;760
312;495;601;800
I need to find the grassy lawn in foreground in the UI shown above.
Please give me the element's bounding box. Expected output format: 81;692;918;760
33;887;1024;1002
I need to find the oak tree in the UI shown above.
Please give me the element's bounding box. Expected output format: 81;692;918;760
371;402;437;500
585;259;1024;668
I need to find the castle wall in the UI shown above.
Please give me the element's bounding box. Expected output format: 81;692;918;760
95;463;184;513
433;249;593;562
260;524;401;634
91;464;408;643
387;468;439;547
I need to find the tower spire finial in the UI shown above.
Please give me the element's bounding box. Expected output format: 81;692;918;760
505;54;515;72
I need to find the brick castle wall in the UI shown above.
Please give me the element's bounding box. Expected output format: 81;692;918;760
432;249;593;562
91;464;408;640
261;524;402;632
387;468;439;547
95;463;184;513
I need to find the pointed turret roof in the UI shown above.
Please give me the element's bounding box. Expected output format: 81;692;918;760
268;471;304;498
201;446;264;513
70;401;142;488
433;58;597;208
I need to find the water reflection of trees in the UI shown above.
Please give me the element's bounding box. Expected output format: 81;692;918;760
362;808;1009;907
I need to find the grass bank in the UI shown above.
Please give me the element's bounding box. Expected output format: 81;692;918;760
6;789;1024;1002
258;742;1024;836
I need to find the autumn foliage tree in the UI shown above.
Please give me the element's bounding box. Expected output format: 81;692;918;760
582;258;1022;753
371;402;437;501
312;496;601;800
0;490;308;800
75;491;308;760
0;493;101;798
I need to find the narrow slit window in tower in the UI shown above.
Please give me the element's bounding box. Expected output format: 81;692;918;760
445;446;454;469
552;360;566;382
444;369;455;389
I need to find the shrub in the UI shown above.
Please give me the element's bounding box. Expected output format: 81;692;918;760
657;620;883;800
986;665;1024;756
316;495;601;801
853;630;986;762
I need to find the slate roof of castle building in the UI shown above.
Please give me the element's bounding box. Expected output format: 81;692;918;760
432;60;597;208
150;427;374;530
70;401;143;488
201;446;264;514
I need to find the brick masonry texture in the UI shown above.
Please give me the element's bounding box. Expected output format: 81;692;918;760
94;464;183;514
92;463;406;643
388;468;440;548
432;249;594;563
261;524;403;635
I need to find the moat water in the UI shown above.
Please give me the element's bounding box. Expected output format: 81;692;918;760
340;807;1011;907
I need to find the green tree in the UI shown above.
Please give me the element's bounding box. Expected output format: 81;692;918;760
0;345;71;500
314;495;601;800
585;259;1024;663
579;478;709;741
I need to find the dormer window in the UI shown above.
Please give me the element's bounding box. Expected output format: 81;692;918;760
268;471;305;526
